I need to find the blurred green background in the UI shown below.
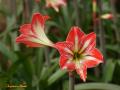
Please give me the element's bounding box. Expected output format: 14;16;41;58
0;0;120;90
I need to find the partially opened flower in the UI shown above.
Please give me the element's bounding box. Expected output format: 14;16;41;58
35;0;40;3
55;26;103;81
46;0;66;12
16;13;53;47
92;0;97;13
101;13;113;20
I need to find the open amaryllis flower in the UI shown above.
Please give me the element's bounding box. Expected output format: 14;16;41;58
16;13;53;47
55;26;103;81
46;0;66;12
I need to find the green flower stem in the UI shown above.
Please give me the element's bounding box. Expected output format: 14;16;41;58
73;0;80;26
69;72;75;90
44;48;50;67
110;0;120;43
23;0;30;23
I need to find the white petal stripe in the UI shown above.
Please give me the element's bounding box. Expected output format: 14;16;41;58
74;35;79;52
80;39;91;53
83;56;102;63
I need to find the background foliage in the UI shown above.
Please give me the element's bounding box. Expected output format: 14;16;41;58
0;0;120;90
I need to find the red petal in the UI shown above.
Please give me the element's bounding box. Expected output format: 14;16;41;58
59;56;68;69
22;41;42;47
31;13;49;29
90;48;103;60
83;60;101;68
65;62;75;71
55;42;74;55
16;34;28;42
43;15;50;21
66;26;85;44
76;64;87;82
80;32;96;53
16;35;42;47
82;48;103;68
82;58;102;68
16;34;36;42
59;56;75;71
19;24;32;34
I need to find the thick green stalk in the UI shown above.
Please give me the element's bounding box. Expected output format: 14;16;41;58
23;0;30;23
97;0;106;57
44;48;50;67
73;0;80;26
69;72;75;90
110;0;120;43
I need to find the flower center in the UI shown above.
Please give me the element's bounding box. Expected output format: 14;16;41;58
73;52;82;60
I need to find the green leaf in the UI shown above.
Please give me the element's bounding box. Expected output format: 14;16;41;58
106;44;120;54
47;69;66;86
32;60;58;87
23;59;35;78
40;60;58;81
102;59;116;82
6;60;21;78
75;83;120;90
63;80;69;90
0;42;18;61
117;60;120;66
10;31;20;51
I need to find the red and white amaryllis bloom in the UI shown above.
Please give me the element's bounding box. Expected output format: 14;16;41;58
46;0;66;12
55;26;103;81
16;13;53;47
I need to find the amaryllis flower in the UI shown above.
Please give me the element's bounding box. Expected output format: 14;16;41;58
101;13;113;20
55;26;103;81
35;0;40;3
16;13;53;47
46;0;66;12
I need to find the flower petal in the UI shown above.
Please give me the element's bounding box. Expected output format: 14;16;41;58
31;13;49;29
21;41;42;47
31;13;53;46
101;13;113;20
75;63;87;82
19;24;32;34
82;48;103;68
82;57;102;68
80;32;96;53
16;34;42;47
66;26;85;52
90;48;103;60
55;42;74;55
59;56;75;71
46;0;66;12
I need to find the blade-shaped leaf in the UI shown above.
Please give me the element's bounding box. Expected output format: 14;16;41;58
47;69;66;86
102;59;116;82
0;42;18;61
75;83;120;90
